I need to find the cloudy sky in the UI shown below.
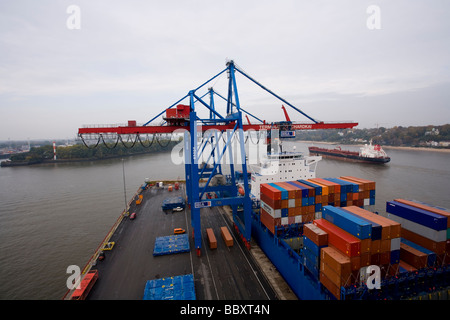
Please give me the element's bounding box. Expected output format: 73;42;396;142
1;0;449;140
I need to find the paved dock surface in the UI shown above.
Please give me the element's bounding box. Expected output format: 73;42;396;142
88;184;277;300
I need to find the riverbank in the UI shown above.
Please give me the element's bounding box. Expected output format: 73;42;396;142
0;150;173;167
299;140;450;153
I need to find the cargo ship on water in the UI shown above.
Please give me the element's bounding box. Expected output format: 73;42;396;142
68;61;448;301
308;140;391;164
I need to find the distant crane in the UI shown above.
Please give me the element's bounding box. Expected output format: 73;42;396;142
78;60;358;256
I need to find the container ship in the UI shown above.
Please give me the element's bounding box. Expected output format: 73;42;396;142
68;62;448;301
64;147;450;301
308;140;391;164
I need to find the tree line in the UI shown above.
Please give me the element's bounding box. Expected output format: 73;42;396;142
9;138;180;163
294;124;450;148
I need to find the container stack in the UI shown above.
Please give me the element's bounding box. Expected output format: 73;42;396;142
312;205;401;300
259;176;376;235
302;223;328;279
386;199;450;268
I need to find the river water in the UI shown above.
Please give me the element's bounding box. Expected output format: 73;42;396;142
0;141;449;299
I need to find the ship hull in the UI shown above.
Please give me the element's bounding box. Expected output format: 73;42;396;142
309;147;390;164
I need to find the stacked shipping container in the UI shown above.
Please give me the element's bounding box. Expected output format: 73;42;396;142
387;199;450;269
313;205;401;299
259;176;376;234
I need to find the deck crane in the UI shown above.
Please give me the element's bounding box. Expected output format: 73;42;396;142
78;60;358;256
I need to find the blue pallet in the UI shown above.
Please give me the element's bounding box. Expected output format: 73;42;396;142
143;274;196;300
401;238;436;267
153;234;190;256
386;201;447;231
323;206;372;239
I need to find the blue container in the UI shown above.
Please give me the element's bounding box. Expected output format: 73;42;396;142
369;198;375;206
303;236;326;256
370;190;376;199
302;197;309;207
269;183;288;200
315;203;322;212
401;238;436;267
302;245;319;266
281;208;289;217
390;250;400;264
333;178;359;193
386;201;447;231
323;206;372;239
325;178;349;194
309;197;315;205
340;192;347;202
298;180;322;196
287;181;309;198
341;208;382;240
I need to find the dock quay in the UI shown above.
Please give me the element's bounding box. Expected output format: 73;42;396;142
64;181;279;300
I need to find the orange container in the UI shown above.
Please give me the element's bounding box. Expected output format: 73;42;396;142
400;242;428;269
206;228;217;249
401;227;446;254
320;271;341;300
220;226;233;247
274;182;297;199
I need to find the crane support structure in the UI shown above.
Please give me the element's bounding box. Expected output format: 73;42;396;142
78;61;358;256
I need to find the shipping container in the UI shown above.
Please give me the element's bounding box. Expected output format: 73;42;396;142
303;223;328;247
298;180;322;196
400;243;428;269
387;201;447;231
341;208;382;240
206;228;217;250
313;219;361;257
260;184;282;200
388;214;447;242
401;227;446;255
344;206;400;239
220;226;233;247
319;271;341;300
393;199;450;229
400;238;436;267
268;183;289;200
322;206;372;240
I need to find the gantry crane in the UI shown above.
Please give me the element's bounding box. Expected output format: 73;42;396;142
78;60;358;256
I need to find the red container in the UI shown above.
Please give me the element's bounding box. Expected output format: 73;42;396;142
261;184;282;200
260;209;280;234
260;193;282;209
127;120;137;127
304;223;328;247
313;219;361;257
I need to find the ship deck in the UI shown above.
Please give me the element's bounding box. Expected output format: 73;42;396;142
86;183;277;300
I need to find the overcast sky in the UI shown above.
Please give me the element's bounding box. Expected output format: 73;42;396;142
1;0;449;140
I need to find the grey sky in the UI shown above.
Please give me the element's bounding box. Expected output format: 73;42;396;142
1;1;449;140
